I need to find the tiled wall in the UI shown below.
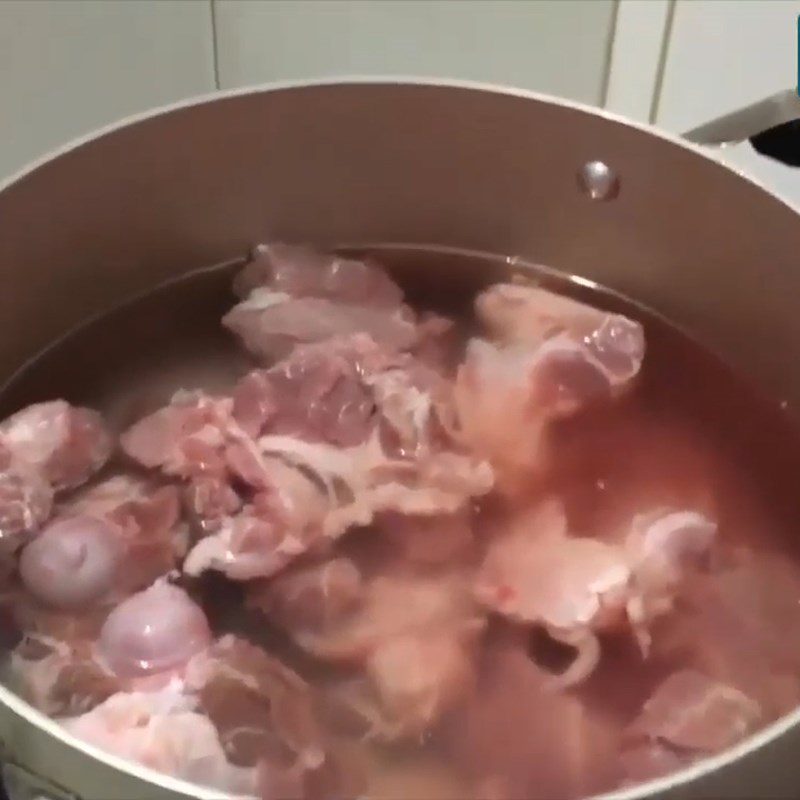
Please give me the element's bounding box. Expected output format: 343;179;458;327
1;0;799;203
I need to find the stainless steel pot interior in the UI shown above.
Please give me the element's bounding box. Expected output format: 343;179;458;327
1;79;800;800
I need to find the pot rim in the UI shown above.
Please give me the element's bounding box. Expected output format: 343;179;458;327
1;76;798;799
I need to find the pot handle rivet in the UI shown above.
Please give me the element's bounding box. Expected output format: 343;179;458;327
577;160;619;201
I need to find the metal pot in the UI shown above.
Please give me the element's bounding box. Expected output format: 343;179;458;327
1;79;799;800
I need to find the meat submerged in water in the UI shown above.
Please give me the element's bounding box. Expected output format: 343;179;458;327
98;581;212;679
620;670;762;781
5;243;799;799
61;683;257;794
19;516;124;610
456;284;645;486
224;245;417;360
0;401;112;551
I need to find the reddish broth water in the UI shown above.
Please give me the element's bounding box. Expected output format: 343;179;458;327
3;246;800;800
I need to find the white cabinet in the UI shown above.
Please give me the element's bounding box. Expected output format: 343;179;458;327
655;0;800;207
0;0;215;180
213;0;616;105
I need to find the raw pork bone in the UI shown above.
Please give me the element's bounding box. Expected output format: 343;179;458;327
251;565;484;740
456;284;645;484
0;401;112;551
123;344;492;581
475;500;717;687
620;669;762;782
224;243;452;364
185;635;359;798
60;681;257;795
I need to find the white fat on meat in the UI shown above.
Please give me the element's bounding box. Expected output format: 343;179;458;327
183;425;490;581
60;683;256;794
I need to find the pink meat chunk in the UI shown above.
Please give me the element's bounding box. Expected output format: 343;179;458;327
61;475;185;594
19;516;124;610
653;549;800;716
12;632;121;716
476;283;645;384
232;335;379;445
223;294;418;362
0;468;53;552
128;358;489;581
60;684;257;794
184;634;358;798
248;557;365;632
259;570;484;665
98;581;212;679
0;401;112;491
233;243;404;308
621;669;762;781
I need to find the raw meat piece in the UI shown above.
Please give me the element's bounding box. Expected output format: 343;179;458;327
248;557;364;632
620;669;761;781
272;570;484;663
185;635;333;791
182;463;328;581
183;476;242;534
184;421;490;581
626;669;761;753
475;499;641;686
453;340;548;478
476;283;645;385
60;683;257;794
456;286;645;485
223;293;417;362
120;392;235;478
62;475;185;593
318;631;477;744
98;581;212;678
444;641;620;800
0;401;112;491
12;633;120;716
653;549;800;716
625;508;717;620
232;335;378;445
233;243;404;309
366;634;476;738
19;516;124;610
0;468;53;552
